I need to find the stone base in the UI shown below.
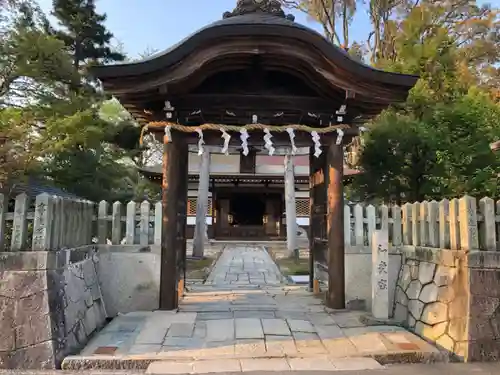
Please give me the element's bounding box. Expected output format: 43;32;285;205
360;314;402;327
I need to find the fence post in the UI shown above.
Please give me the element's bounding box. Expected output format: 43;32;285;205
428;200;439;248
372;229;390;319
402;203;412;245
344;204;351;246
51;197;61;250
366;205;376;247
32;193;54;250
459;195;478;251
140;200;150;245
391;205;402;246
98;200;109;244
380;204;389;233
111;201;122;245
439;199;450;249
411;202;420;246
354;204;363;245
154;201;162;246
479;197;496;251
11;193;29;251
126;201;136;245
419;201;429;246
0;193;7;250
82;200;92;245
449;198;460;250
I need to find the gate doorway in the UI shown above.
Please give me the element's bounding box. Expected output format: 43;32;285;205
230;193;265;226
214;191;283;240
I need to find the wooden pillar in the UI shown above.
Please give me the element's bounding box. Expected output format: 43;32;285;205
284;152;297;256
177;141;188;298
326;141;345;309
159;132;183;311
193;151;210;258
308;149;315;291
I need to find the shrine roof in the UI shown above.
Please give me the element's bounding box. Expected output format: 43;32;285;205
92;12;416;88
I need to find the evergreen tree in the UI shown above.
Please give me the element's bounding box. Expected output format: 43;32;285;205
50;0;125;70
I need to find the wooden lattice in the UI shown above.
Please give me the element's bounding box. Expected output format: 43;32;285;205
187;198;212;216
296;198;310;216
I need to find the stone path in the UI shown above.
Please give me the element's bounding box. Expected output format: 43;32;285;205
205;244;283;286
63;245;443;372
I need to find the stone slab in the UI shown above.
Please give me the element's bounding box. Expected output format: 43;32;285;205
262;319;291;336
192;359;241;373
265;335;297;356
287;319;315;333
288;357;336;371
146;361;194;374
234;339;266;356
205;319;235;342
235;318;264;339
331;357;384;370
166;323;194;338
240;358;290;371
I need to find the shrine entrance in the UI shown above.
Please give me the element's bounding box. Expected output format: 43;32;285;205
91;0;418;311
214;190;283;240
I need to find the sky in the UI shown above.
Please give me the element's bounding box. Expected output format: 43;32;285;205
38;0;499;60
36;0;367;59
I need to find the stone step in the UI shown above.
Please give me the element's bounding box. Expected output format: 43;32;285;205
145;357;384;373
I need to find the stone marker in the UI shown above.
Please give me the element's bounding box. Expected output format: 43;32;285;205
372;230;389;319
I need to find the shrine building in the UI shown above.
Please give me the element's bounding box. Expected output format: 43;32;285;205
91;0;418;310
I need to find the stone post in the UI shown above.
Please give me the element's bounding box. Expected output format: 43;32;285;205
32;193;54;251
192;151;210;258
140;200;150;246
0;193;8;250
284;152;297;257
111;201;122;245
154;201;162;246
11;193;29;251
97;201;109;245
372;229;390;319
125;201;136;245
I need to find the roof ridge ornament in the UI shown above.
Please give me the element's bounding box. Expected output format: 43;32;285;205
223;0;295;21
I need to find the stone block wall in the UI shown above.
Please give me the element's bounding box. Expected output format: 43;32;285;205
393;247;469;360
393;247;500;362
0;247;107;369
97;246;160;316
467;252;500;361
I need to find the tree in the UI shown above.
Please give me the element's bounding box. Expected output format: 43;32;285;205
0;1;84;191
355;90;500;202
49;0;125;70
280;0;356;47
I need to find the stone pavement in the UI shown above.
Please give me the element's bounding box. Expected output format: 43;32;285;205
62;245;444;372
204;244;283;285
3;363;500;374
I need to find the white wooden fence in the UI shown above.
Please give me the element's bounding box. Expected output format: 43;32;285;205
346;196;500;251
1;193;499;251
0;193;94;251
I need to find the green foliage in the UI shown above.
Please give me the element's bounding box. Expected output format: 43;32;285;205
355;90;500;201
49;0;125;69
0;0;154;201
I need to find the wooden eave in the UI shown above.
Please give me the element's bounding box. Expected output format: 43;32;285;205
91;14;418;124
139;165;362;182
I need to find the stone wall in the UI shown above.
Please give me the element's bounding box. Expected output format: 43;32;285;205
467;251;500;361
393;247;500;362
97;246;160;317
0;247;107;369
393;247;469;360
